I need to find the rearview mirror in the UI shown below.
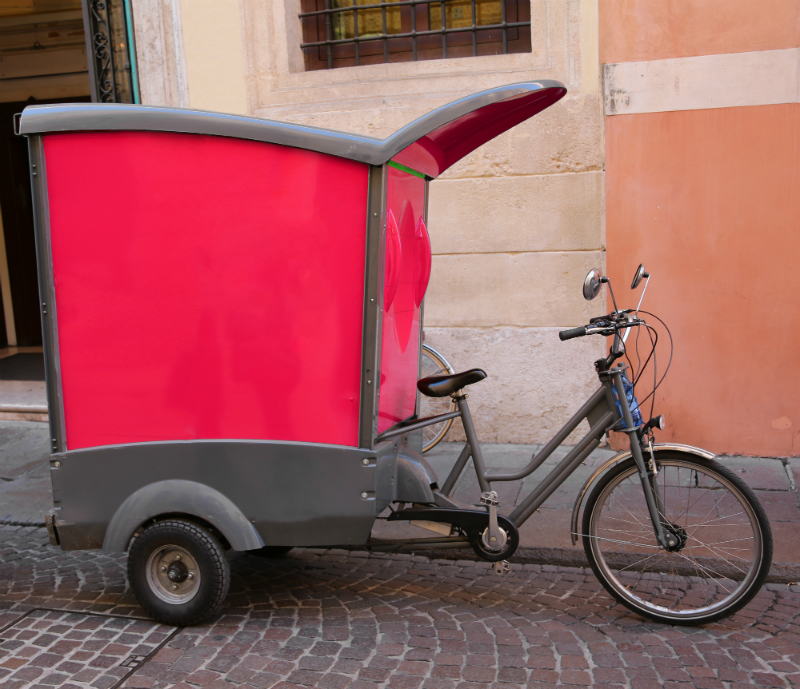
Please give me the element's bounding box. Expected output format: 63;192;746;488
583;269;603;301
631;264;649;289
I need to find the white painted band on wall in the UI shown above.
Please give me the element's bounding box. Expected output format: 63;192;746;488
604;47;800;116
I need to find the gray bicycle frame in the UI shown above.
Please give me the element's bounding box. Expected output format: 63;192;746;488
376;362;670;548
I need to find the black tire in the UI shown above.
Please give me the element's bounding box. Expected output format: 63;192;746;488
248;546;294;558
127;520;231;626
582;452;772;625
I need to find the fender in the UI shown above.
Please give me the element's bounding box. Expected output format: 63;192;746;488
395;452;437;504
102;479;265;553
569;443;716;545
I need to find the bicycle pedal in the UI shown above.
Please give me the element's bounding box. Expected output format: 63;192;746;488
492;560;510;575
479;491;499;507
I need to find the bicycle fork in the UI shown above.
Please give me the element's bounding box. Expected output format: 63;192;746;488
610;370;672;550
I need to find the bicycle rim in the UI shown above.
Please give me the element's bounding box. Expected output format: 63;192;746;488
419;345;455;452
584;457;768;623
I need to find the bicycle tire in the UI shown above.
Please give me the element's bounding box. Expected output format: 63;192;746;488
419;344;456;453
582;452;772;625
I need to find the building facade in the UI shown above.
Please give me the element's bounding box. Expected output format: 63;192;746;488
601;0;800;456
2;0;797;456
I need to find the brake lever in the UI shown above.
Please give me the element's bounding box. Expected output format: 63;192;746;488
620;315;643;343
586;325;614;336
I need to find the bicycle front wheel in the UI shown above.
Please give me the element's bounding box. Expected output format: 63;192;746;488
582;452;772;625
419;344;456;453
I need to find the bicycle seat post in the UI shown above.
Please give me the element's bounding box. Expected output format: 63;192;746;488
453;392;490;493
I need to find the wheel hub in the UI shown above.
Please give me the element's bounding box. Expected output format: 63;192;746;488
663;522;688;552
167;562;189;583
146;546;201;604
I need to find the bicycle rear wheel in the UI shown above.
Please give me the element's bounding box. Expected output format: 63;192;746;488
582;452;772;625
419;344;456;453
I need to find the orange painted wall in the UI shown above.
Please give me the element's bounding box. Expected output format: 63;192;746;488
605;105;800;456
600;0;800;63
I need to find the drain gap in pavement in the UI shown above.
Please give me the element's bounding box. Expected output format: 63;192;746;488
0;607;180;688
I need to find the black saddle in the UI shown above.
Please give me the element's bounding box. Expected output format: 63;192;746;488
417;369;487;398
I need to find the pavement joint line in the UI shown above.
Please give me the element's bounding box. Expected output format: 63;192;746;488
0;607;34;635
0;605;183;689
109;624;182;689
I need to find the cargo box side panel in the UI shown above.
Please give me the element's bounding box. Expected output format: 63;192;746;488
50;441;379;550
377;166;429;433
43;132;369;449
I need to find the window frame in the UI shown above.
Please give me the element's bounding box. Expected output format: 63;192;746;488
299;0;532;71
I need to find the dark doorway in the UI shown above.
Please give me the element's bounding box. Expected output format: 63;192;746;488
0;96;90;347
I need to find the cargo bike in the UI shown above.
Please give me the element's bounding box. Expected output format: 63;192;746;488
18;82;772;627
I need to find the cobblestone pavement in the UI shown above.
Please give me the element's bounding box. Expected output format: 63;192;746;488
2;527;800;688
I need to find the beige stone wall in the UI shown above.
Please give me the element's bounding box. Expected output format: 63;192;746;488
131;0;606;443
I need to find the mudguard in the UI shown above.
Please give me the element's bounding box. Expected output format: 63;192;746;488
102;479;264;553
376;444;438;508
569;443;716;545
396;453;437;503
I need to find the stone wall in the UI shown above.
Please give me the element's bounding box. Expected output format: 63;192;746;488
131;0;606;443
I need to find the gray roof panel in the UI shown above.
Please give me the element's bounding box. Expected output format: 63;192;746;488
18;80;566;178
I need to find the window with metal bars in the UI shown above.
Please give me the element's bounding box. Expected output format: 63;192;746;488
299;0;531;71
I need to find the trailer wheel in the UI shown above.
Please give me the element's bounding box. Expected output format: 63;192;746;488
127;520;230;627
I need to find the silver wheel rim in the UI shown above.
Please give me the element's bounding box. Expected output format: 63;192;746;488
419;345;456;452
588;459;763;621
146;545;202;604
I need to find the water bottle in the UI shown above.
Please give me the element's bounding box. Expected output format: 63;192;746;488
612;369;643;429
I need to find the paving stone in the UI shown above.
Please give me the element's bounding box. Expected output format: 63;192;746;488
1;526;800;688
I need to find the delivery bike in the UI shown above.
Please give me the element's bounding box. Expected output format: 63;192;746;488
374;264;773;625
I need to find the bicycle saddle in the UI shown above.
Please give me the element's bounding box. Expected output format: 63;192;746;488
417;369;487;398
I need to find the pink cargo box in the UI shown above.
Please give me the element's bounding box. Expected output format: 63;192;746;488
18;81;565;553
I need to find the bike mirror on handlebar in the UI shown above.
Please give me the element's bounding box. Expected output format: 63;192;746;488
583;268;603;301
631;264;649;289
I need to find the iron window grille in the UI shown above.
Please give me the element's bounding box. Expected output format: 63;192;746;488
81;0;140;103
299;0;531;71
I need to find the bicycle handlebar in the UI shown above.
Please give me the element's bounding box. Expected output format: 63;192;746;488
558;326;587;341
559;313;643;343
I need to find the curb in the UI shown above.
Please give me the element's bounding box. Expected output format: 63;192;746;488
350;544;800;584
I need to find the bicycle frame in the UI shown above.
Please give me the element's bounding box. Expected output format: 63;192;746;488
376;361;671;549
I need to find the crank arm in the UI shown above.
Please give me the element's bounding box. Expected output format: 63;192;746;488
480;491;504;551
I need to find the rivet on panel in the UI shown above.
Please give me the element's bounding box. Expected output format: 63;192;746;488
53;461;61;468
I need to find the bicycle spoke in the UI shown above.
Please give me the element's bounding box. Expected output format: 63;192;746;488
586;458;765;622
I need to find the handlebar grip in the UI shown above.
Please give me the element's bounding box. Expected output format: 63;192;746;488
559;326;587;341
